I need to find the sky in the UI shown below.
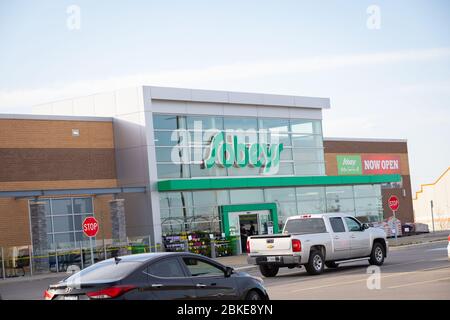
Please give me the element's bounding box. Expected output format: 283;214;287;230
0;0;449;193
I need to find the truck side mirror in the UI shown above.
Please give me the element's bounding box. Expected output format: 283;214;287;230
361;223;369;230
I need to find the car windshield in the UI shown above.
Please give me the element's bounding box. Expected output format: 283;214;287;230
64;260;142;284
284;218;327;234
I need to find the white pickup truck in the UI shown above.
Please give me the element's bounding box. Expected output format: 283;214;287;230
246;213;388;277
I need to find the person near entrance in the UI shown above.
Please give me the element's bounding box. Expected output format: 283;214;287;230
240;225;248;253
249;221;256;236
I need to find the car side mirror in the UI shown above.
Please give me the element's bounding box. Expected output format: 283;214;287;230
361;223;369;231
224;266;234;278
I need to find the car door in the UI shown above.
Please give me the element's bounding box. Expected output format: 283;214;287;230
181;256;238;300
144;256;197;300
328;217;351;260
344;217;371;258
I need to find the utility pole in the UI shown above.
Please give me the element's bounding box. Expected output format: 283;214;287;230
430;200;435;233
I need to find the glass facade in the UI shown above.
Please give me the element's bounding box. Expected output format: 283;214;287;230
30;197;95;250
153;114;325;178
153;113;384;239
159;185;383;236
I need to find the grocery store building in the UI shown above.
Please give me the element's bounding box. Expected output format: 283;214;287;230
0;86;409;256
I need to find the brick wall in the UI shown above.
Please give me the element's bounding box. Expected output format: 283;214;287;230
0;117;118;247
324;139;414;223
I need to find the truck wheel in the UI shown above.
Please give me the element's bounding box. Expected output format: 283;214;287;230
369;242;385;266
325;261;339;268
259;264;279;277
305;250;324;275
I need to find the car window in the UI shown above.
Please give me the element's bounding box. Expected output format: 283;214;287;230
182;258;224;277
65;260;141;283
147;258;186;278
284;218;327;234
329;217;346;233
344;217;361;232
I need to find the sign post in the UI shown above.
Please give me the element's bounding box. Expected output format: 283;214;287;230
430;200;435;233
82;217;99;266
388;195;400;241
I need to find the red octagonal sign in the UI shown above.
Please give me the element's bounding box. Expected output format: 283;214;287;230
82;216;99;237
388;195;400;212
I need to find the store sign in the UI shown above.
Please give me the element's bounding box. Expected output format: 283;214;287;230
203;131;284;175
337;154;401;175
361;155;401;175
336;155;362;175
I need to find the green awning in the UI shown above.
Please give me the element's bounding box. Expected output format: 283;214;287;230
157;174;401;192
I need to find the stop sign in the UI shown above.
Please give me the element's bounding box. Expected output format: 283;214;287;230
388;195;400;211
82;216;99;237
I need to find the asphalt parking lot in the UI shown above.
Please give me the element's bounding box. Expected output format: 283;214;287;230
246;241;450;300
0;240;448;300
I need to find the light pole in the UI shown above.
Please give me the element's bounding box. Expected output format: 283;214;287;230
430;200;435;233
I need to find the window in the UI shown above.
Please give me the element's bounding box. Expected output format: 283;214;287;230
153;115;186;130
182;258;224;277
31;197;94;250
52;199;72;215
345;217;361;232
284;218;327;234
73;198;93;214
65;260;141;283
329;217;346;233
147;258;186;278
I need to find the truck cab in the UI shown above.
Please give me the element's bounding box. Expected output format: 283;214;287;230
247;213;388;276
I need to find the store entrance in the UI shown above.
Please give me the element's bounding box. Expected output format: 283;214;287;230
221;203;279;255
230;209;271;255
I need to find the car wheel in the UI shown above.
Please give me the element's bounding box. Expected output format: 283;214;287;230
245;290;263;300
305;250;325;275
369;242;385;266
325;261;339;268
259;264;279;277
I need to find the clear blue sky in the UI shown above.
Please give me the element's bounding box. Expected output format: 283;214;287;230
0;0;449;192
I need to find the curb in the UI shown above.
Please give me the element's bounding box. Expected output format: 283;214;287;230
389;239;448;250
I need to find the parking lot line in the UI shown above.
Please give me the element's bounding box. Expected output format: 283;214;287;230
387;276;450;289
290;263;450;293
267;258;445;290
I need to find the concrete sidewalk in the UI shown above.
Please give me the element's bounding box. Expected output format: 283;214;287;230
388;230;449;247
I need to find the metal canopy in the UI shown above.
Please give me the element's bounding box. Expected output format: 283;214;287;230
157;174;402;192
0;186;147;199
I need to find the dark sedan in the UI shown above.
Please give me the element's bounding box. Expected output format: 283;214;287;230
44;252;269;300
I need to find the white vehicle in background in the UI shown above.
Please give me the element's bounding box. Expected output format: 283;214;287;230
246;213;388;277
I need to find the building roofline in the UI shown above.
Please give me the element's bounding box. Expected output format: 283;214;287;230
0;113;113;122
324;137;408;143
413;167;450;200
144;85;331;109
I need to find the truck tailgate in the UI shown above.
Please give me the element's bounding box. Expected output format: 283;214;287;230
249;235;293;255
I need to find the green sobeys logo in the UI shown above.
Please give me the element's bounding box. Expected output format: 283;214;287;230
203;132;284;175
336;155;362;175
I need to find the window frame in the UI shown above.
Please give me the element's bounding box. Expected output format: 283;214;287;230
344;216;362;232
144;256;188;279
181;257;226;278
329;217;347;233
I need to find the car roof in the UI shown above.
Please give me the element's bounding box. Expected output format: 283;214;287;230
110;251;207;263
286;212;355;220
